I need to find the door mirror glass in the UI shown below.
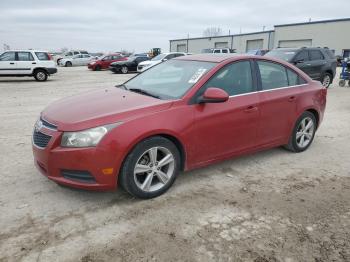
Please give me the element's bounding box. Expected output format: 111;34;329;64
198;87;229;103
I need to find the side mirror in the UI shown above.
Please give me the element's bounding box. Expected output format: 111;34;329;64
198;88;229;104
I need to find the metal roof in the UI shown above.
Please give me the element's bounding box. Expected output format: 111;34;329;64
275;18;350;27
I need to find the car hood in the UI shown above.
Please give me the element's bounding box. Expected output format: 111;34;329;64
41;87;173;131
139;60;160;66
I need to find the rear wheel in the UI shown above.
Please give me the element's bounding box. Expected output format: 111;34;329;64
285;111;317;153
321;73;332;88
119;136;180;199
94;65;101;71
65;61;72;67
339;79;346;87
121;66;128;74
34;69;48;81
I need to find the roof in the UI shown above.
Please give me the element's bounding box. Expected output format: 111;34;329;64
5;50;49;52
275;17;350;27
176;54;249;63
169;30;274;42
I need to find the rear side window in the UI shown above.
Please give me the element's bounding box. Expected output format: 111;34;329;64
310;50;324;60
222;49;228;53
202;61;254;96
35;52;50;60
17;52;34;61
257;61;288;90
324;49;335;59
214;50;221;53
0;52;16;61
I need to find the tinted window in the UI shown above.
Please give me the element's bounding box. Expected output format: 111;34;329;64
257;61;288;90
165;54;176;60
309;50;324;60
17;52;34;61
66;52;73;56
222;49;228;53
80;51;88;54
175;53;185;57
35;52;50;60
0;52;16;61
82;54;90;58
265;49;296;62
325;49;335;59
294;51;309;62
214;50;221;53
73;51;79;55
202;61;254;96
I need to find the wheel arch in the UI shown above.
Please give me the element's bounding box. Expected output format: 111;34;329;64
33;67;49;75
305;108;320;128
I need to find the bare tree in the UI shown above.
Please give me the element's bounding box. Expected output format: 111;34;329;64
203;27;223;37
3;43;11;51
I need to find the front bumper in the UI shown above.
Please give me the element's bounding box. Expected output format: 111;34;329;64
109;66;120;73
32;128;120;191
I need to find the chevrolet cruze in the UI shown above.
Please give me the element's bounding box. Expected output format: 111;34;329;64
32;54;327;199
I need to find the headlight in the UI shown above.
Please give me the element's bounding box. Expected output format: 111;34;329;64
61;123;122;148
90;62;96;65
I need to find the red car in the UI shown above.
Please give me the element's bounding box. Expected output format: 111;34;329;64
32;54;327;199
88;53;127;71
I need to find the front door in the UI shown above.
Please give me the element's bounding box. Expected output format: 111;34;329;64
192;60;259;164
0;51;17;75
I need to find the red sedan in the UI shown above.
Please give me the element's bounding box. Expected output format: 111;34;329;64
87;53;127;71
32;54;327;199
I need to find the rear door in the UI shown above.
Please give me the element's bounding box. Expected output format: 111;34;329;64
0;51;17;75
308;50;326;80
16;51;35;74
293;50;313;77
256;60;302;146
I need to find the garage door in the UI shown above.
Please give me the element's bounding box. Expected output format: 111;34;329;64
215;42;228;48
278;39;312;48
177;44;187;52
246;39;264;52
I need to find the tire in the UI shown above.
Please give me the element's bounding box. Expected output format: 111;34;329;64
285;111;317;153
94;65;101;71
65;61;72;67
339;79;346;87
119;136;181;199
34;69;48;82
321;73;332;88
56;58;62;66
348;81;350;87
121;66;128;74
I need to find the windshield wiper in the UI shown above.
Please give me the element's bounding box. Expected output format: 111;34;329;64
128;88;160;99
115;84;128;90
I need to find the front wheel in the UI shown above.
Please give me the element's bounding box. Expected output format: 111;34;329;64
34;69;48;81
65;61;72;67
119;136;181;199
285;111;317;153
121;66;128;74
321;73;332;88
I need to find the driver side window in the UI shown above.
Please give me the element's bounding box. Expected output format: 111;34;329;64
201;61;254;96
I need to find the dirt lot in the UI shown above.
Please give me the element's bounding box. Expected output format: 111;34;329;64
0;67;349;262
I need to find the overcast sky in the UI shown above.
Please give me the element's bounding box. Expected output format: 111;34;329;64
0;0;349;53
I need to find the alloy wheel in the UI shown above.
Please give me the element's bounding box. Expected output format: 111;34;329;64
322;75;331;88
121;66;128;74
36;72;46;81
296;117;315;148
133;146;175;192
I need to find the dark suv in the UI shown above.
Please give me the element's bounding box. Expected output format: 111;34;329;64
266;47;337;88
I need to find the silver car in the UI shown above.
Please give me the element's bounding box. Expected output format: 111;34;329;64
59;54;95;67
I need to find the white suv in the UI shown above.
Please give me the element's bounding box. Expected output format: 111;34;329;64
0;50;57;81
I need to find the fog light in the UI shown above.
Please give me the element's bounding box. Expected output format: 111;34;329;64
102;168;114;175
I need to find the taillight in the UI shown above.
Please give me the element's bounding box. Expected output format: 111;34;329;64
47;53;53;60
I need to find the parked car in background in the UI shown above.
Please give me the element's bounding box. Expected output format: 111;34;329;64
137;52;187;72
55;50;89;65
201;48;235;54
246;49;269;56
33;54;326;198
88;54;127;71
0;50;57;81
265;47;337;88
109;56;150;74
59;54;95;67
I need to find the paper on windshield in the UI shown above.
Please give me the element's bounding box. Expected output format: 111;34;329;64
188;68;207;84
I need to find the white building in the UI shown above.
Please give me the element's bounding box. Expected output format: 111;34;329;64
169;18;350;57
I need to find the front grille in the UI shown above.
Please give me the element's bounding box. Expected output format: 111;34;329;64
61;170;96;184
33;131;51;148
41;117;57;130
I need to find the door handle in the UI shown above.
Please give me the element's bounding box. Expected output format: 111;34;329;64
10;62;15;65
244;105;258;113
32;62;36;64
288;96;296;102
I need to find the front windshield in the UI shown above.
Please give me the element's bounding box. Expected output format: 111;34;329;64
124;60;216;99
265;50;296;62
151;54;167;61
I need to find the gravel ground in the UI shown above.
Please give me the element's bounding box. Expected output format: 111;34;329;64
0;67;349;262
